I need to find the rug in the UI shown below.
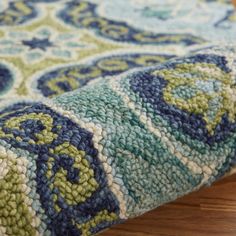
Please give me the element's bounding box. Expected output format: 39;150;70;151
0;1;236;235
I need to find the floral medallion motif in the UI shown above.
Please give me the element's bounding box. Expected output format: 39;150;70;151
0;27;90;64
153;56;236;134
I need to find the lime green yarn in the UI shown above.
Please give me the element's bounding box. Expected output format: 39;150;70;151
2;113;57;144
153;63;236;134
47;142;99;208
76;210;118;236
0;156;37;236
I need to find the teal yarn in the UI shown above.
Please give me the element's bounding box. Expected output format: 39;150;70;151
0;46;236;235
0;0;236;235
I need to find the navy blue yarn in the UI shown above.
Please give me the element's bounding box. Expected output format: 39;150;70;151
22;37;54;51
59;1;204;45
0;0;60;27
0;103;121;236
0;1;37;26
129;54;236;145
0;102;34;115
37;53;174;97
0;64;13;95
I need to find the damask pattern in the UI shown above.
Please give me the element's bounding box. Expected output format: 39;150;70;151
0;27;90;64
35;53;174;97
54;47;236;216
0;1;37;26
134;54;235;138
58;1;205;46
0;103;121;235
0;0;235;236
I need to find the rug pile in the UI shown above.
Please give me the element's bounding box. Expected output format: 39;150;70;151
0;1;236;235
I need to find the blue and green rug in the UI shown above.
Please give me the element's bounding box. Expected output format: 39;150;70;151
0;1;235;235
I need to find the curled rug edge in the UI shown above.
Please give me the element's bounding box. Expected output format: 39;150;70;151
0;45;236;236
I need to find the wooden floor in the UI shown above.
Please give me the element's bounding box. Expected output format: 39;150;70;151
101;174;236;236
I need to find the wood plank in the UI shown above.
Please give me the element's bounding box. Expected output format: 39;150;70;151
232;0;236;8
101;174;236;236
